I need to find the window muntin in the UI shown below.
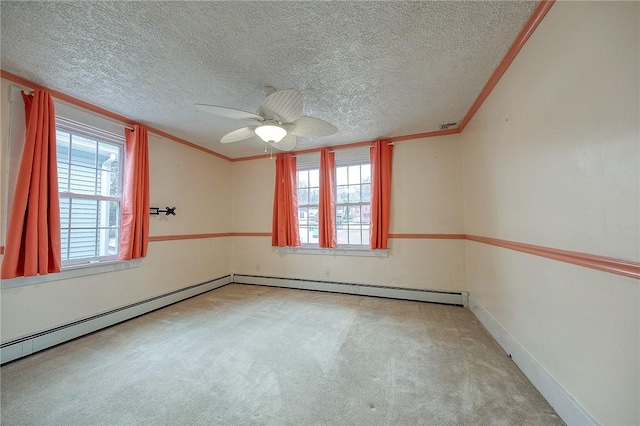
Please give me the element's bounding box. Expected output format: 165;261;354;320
335;163;371;246
297;168;319;244
56;124;124;265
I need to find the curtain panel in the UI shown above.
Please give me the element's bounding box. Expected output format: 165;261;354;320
370;140;394;249
272;153;300;247
318;148;336;248
119;125;150;260
1;90;61;279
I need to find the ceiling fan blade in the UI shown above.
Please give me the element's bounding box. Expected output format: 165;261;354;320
290;116;338;137
260;89;303;123
221;127;257;144
272;134;297;152
195;104;263;121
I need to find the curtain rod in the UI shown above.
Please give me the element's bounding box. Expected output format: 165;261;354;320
22;89;135;132
291;142;394;157
325;142;395;154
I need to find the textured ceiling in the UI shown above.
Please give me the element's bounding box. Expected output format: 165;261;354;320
1;1;537;159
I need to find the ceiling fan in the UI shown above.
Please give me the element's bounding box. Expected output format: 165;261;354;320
195;86;337;152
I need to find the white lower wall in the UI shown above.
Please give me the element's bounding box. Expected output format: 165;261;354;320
466;241;639;424
0;238;231;342
468;293;596;426
232;236;466;292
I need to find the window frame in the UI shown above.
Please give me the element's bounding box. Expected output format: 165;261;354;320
334;161;371;248
55;120;125;267
1;86;140;288
294;148;373;250
296;166;320;245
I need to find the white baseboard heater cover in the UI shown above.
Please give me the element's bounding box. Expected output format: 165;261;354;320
1;273;591;426
232;274;468;307
1;274;466;365
0;275;232;365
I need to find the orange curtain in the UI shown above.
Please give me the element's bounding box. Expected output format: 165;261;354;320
1;90;61;279
318;148;336;248
272;153;300;247
119;125;150;260
370;140;393;249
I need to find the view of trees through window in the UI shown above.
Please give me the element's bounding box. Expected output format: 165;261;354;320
296;162;371;246
336;163;371;245
297;168;319;244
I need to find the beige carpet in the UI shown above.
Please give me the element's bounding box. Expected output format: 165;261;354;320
1;284;563;425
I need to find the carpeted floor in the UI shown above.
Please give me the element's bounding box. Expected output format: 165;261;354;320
1;284;563;425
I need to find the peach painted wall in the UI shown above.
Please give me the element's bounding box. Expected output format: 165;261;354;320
231;135;467;292
461;2;639;424
0;78;232;342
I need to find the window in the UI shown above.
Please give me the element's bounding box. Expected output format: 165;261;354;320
335;163;371;246
297;168;319;244
56;118;124;265
296;147;371;247
2;87;139;286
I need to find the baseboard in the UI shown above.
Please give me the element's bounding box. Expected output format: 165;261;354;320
0;275;232;365
232;273;468;307
1;274;463;365
0;276;593;425
468;296;597;426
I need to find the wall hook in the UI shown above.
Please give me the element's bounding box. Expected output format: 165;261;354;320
150;207;176;216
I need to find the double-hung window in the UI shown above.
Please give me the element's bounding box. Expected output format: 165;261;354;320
297;167;319;244
335;162;371;246
3;87;135;286
56;117;124;266
296;147;371;247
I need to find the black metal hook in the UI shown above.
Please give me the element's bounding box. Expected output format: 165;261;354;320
150;207;176;216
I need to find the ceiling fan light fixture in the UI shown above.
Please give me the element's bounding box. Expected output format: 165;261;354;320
255;125;287;143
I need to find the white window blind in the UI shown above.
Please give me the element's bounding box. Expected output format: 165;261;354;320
295;152;320;169
294;146;372;247
334;146;370;166
334;147;371;246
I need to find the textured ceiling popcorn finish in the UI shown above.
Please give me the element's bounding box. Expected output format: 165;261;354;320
0;1;537;158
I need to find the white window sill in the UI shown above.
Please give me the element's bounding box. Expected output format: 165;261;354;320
1;259;142;289
274;246;389;258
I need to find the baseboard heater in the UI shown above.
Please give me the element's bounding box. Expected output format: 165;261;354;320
232;274;468;307
0;275;232;365
1;274;466;365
